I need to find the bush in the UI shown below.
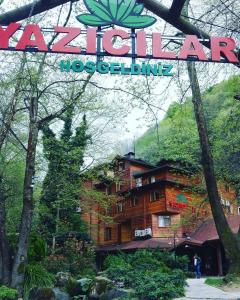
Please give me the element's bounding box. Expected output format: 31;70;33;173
103;250;187;299
64;238;96;277
0;286;17;300
223;274;240;284
43;255;70;274
153;250;189;270
28;233;46;263
66;278;82;297
185;271;195;278
135;270;186;300
66;277;93;297
103;253;128;270
205;278;223;287
23;263;55;298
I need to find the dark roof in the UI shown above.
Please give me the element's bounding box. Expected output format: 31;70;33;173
189;215;240;244
133;164;196;179
119;179;205;195
97;216;240;252
114;155;155;168
97;238;176;252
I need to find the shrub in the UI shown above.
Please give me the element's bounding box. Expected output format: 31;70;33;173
0;286;17;300
43;255;70;274
66;277;93;297
23;263;55;298
66;278;82;297
103;253;128;270
28;233;46;263
103;250;187;300
135;270;186;300
205;278;224;287
223;274;240;284
152;250;189;270
185;271;195;278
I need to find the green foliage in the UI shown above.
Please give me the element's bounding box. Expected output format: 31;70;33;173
103;250;187;300
0;286;17;300
63;238;96;277
66;277;92;297
223;274;240;284
0;147;26;242
23;264;55;298
152;250;189;270
39;111;91;238
66;278;82;297
44;238;96;277
28;233;46;263
135;270;186;300
43;256;70;274
205;278;224;287
136;75;240;184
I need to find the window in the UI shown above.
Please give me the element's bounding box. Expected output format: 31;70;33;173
130;196;139;207
76;206;81;213
118;162;125;171
107;185;112;195
148;176;155;184
104;227;112;241
226;206;231;214
150;190;161;202
116;202;123;213
238;206;240;215
224;184;230;192
106;206;112;215
136;177;142;187
158;215;171;227
116;181;124;192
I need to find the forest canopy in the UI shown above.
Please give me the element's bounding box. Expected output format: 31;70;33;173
135;75;240;183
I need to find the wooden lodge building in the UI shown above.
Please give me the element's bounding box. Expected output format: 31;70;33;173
82;152;240;275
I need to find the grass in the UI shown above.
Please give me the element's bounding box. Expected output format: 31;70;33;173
205;278;224;287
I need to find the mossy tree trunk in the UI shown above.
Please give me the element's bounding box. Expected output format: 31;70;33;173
187;61;240;274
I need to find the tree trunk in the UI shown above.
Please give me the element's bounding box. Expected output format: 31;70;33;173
0;175;11;285
187;61;240;274
11;97;39;294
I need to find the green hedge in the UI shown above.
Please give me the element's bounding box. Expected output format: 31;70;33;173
103;250;187;300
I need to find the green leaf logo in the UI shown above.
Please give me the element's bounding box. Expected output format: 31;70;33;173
76;0;157;29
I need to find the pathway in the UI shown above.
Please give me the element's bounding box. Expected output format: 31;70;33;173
175;278;240;300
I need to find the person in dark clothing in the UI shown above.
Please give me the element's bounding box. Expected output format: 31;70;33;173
194;254;201;278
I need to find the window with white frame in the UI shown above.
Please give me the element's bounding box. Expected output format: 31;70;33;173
130;196;139;207
148;176;156;184
158;215;171;227
116;181;124;192
150;190;161;202
116;202;123;213
118;161;125;171
136;177;142;187
151;176;156;183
